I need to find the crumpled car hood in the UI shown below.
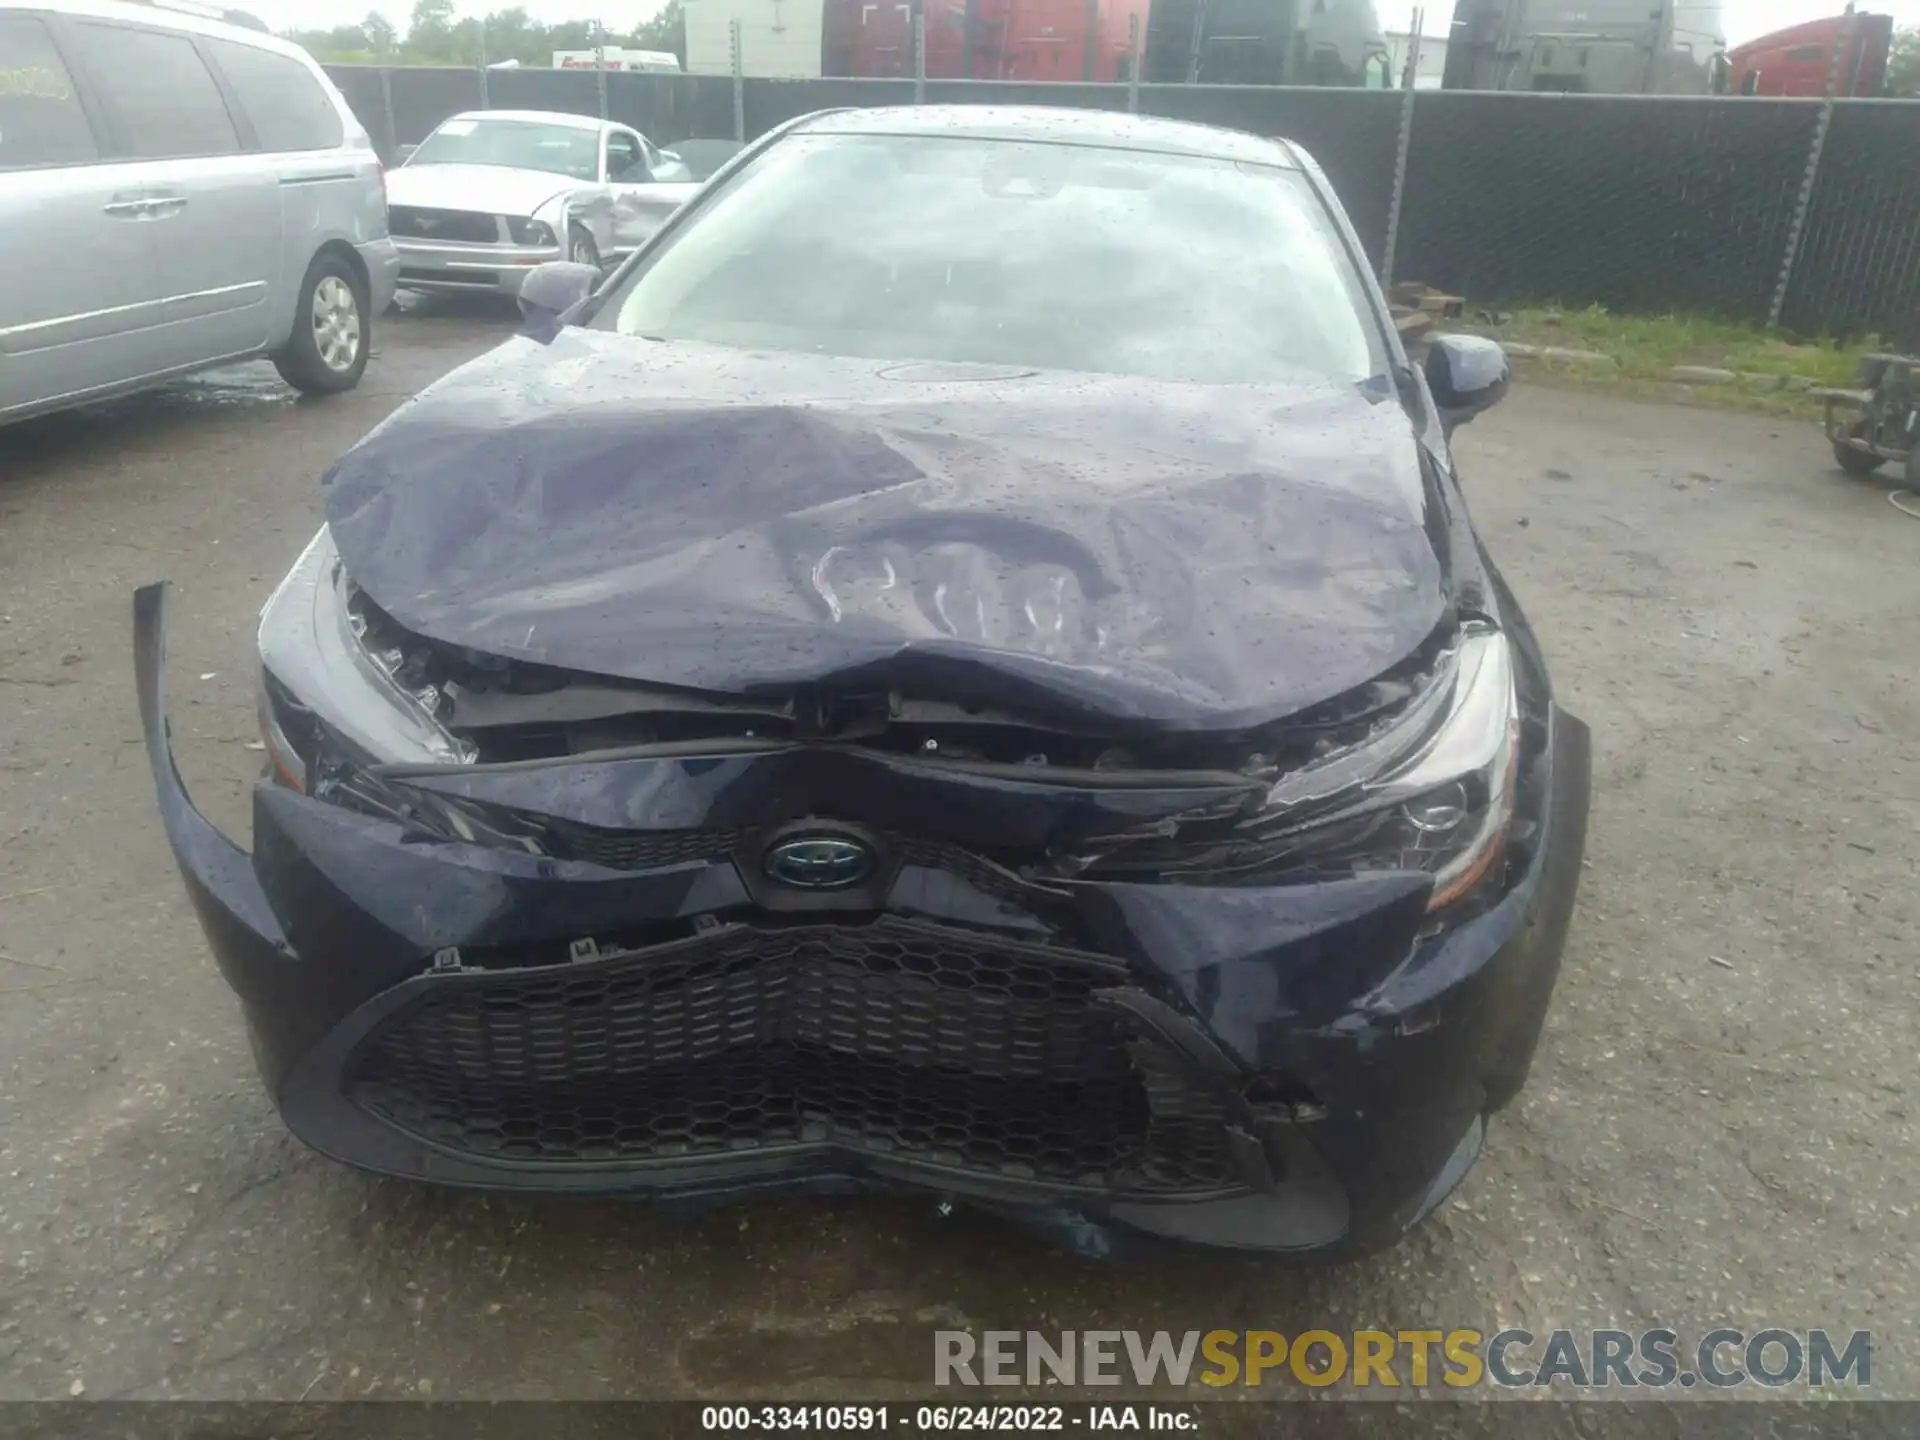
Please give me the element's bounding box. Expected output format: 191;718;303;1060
386;163;576;218
322;330;1448;729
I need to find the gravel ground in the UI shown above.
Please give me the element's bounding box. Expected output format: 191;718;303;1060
0;307;1914;1403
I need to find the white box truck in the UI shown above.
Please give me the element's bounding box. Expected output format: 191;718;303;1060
551;46;683;72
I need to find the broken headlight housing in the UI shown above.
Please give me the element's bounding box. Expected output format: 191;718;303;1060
1078;628;1520;911
506;217;557;247
254;527;475;791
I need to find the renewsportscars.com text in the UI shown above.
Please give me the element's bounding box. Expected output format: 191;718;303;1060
933;1328;1871;1390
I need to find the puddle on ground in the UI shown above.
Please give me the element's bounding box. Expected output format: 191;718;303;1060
155;361;299;410
0;363;296;474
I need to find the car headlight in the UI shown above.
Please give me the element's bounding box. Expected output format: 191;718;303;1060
506;217;556;246
1077;628;1520;912
255;528;474;790
1265;627;1518;910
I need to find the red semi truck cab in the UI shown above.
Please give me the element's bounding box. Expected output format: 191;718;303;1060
1726;13;1894;95
824;0;1152;80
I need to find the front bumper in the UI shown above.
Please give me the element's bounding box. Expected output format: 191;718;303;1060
356;237;400;315
392;238;561;297
134;585;1590;1257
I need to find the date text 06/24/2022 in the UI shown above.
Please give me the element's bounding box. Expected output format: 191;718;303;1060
700;1406;1198;1432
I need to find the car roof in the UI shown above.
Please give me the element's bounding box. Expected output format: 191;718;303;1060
446;109;607;131
791;105;1303;169
35;0;318;61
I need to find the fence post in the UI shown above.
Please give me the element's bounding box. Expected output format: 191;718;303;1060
378;64;397;161
913;6;927;103
1380;85;1416;286
1127;14;1141;111
476;19;490;109
1767;10;1853;327
594;21;609;120
1185;0;1206;83
731;19;746;142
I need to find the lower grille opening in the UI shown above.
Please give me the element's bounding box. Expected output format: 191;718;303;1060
343;917;1244;1196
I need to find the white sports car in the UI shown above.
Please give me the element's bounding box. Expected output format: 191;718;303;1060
386;109;703;297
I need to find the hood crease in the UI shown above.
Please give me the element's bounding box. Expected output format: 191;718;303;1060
323;331;1449;730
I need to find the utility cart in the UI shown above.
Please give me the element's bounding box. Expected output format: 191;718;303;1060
1818;351;1920;491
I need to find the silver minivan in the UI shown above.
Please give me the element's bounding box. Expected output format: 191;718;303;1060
0;0;399;424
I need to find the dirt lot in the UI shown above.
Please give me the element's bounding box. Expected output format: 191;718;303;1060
1;308;1915;1403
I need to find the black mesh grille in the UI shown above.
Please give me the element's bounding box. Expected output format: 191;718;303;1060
344;917;1242;1195
389;206;499;244
890;834;1061;905
541;820;741;870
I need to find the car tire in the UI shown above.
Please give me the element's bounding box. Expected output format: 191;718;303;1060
273;253;370;396
1904;438;1920;492
568;224;601;270
1833;437;1885;476
1827;416;1889;480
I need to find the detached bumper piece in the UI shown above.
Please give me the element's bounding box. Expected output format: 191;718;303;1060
134;585;1589;1257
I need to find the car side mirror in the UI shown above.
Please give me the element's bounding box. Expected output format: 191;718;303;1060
516;261;600;343
1425;334;1510;436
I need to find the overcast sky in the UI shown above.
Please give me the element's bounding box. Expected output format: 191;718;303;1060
249;0;1918;49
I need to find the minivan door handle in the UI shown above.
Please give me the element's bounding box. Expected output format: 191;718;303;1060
104;191;188;220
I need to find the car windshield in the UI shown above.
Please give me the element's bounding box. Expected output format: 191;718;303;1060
409;117;598;179
593;132;1381;386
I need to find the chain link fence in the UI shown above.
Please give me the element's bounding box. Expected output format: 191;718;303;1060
327;62;1920;339
1396;93;1822;324
1781;101;1920;339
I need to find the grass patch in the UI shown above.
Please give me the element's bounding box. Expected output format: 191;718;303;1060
1447;303;1881;413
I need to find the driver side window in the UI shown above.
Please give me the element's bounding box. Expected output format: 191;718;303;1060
606;130;648;182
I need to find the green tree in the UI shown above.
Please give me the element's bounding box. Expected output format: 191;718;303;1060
477;7;539;62
362;10;397;55
631;0;685;63
286;20;384;60
284;2;688;67
1886;26;1920;97
406;0;457;59
544;19;598;51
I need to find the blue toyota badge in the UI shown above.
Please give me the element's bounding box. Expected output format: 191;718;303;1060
764;835;875;890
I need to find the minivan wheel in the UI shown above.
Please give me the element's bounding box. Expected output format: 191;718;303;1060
273;254;369;396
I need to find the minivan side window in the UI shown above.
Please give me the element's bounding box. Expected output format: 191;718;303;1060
71;21;239;159
205;38;343;152
0;15;99;170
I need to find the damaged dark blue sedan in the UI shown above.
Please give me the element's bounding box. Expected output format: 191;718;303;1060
135;106;1589;1258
